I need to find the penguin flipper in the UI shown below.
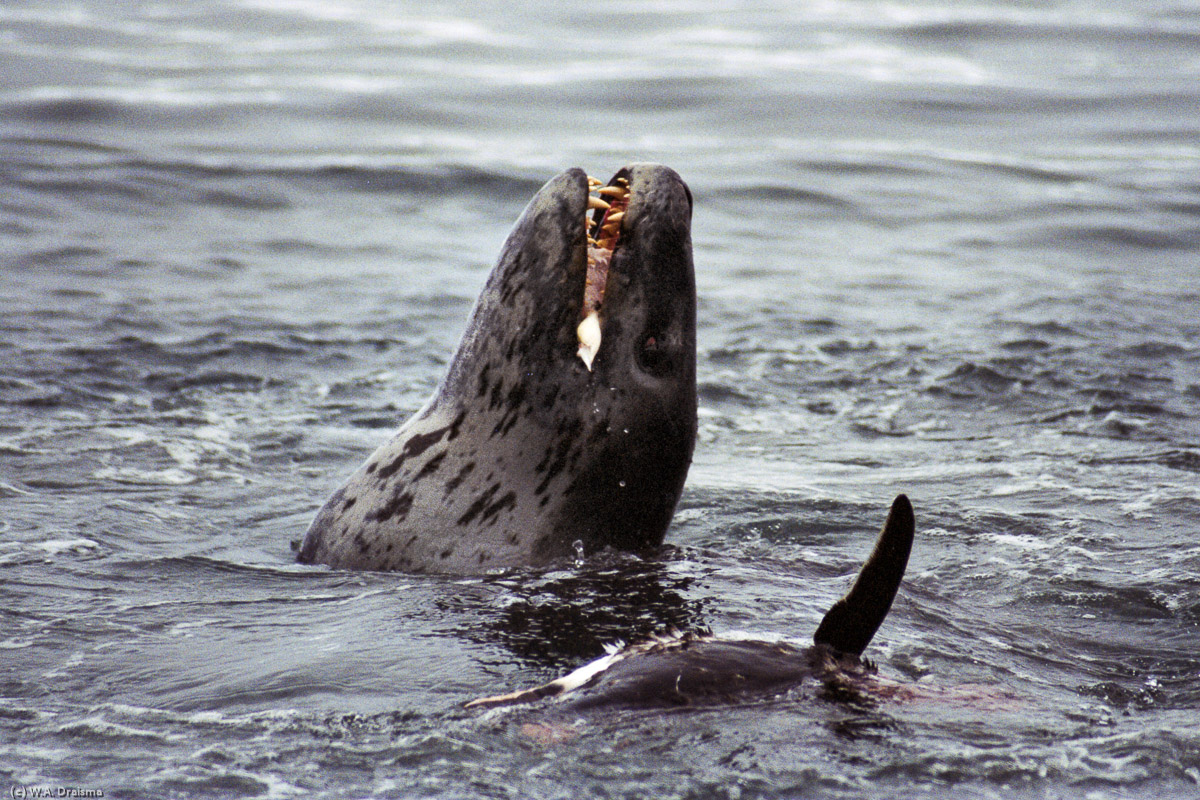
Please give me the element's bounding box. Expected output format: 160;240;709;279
813;494;915;657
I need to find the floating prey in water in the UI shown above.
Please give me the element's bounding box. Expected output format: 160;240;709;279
466;495;915;711
298;164;696;574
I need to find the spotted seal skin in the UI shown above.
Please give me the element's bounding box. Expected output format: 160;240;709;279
466;495;915;711
298;164;696;573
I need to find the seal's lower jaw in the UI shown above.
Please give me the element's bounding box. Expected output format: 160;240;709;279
576;170;632;371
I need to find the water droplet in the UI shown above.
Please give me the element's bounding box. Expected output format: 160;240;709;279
572;539;585;567
618;480;626;488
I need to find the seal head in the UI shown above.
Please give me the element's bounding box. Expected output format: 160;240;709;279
298;164;696;573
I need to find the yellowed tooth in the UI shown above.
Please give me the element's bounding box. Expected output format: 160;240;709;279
604;210;624;225
576;310;602;371
597;185;628;198
587;196;611;211
587;175;602;186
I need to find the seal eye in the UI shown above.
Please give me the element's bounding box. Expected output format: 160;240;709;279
637;334;672;376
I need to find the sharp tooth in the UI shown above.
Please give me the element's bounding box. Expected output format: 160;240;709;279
597;185;628;198
604;210;624;225
576;311;602;371
587;196;611;211
587;176;602;186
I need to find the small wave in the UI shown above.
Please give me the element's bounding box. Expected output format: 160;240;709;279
1080;679;1169;711
929;362;1021;398
259;237;389;257
1026;582;1184;622
877;726;1200;790
2;135;547;212
4;97;130;124
818;338;878;356
92;465;197;486
896;12;1200;51
1049;223;1200;252
13;245;106;269
289;162;544;200
0;536;105;567
106;554;380;590
1079;449;1200;476
56;715;182;743
1093;410;1154;439
697;381;759;405
1117;341;1189;360
710;183;857;212
2;145;293;214
31;537;102;556
1161;450;1200;474
1019;320;1082;338
62;333;308;372
151;769;302;799
1000;338;1051;352
144;370;279;392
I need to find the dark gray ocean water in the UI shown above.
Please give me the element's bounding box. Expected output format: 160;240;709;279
3;1;1199;798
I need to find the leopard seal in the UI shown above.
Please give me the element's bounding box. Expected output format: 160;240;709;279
298;164;696;573
467;494;915;711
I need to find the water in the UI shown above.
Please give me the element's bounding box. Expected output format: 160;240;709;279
3;0;1199;797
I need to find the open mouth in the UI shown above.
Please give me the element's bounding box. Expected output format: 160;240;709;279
576;171;631;371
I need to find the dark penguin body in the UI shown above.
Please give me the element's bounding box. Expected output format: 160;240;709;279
467;495;915;711
298;164;696;573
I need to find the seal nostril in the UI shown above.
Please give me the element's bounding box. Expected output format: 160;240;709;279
637;333;672;376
